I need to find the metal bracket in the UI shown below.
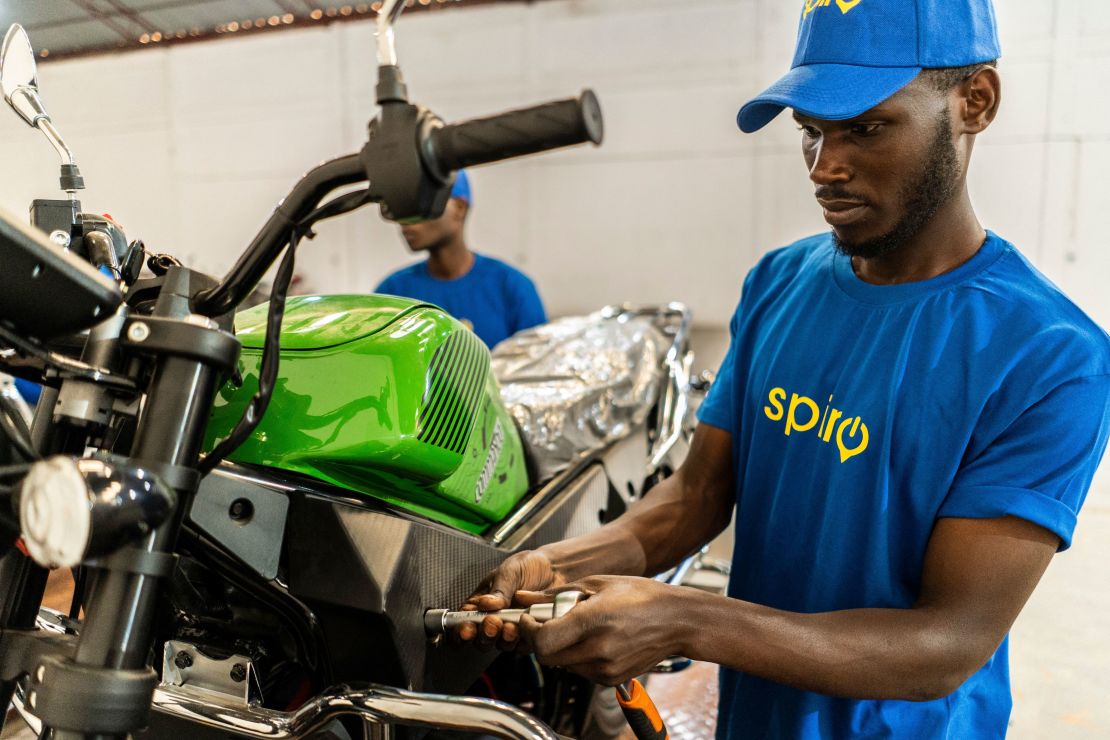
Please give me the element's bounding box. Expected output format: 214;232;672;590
161;640;261;707
120;316;240;373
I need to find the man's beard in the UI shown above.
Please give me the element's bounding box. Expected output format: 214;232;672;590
833;108;962;260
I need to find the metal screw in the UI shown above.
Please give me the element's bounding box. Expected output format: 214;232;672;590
49;230;71;248
128;322;151;342
173;650;193;670
230;663;247;683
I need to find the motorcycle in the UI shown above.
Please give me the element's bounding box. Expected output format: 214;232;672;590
0;4;721;738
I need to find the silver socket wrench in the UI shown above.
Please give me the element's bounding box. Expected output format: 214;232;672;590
424;590;584;636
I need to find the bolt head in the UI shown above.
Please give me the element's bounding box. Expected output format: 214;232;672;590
174;650;193;669
49;230;71;248
128;322;151;342
230;663;247;682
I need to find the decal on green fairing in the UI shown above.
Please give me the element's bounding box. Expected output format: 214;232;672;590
204;295;530;534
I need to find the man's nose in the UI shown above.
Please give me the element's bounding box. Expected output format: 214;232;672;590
808;138;853;187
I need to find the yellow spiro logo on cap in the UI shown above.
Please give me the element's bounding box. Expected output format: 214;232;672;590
804;0;862;17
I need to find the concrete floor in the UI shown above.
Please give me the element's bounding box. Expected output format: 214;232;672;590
1008;499;1110;738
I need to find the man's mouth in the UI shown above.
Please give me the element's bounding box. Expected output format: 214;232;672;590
817;198;869;227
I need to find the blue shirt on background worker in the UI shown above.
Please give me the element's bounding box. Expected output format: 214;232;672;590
375;171;546;348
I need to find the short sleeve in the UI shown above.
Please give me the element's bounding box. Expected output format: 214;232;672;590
697;309;741;434
509;274;547;334
939;374;1110;550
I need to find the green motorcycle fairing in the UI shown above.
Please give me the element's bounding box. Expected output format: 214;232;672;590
204;295;530;534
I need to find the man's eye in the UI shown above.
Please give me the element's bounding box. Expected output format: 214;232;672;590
850;123;883;137
797;125;820;139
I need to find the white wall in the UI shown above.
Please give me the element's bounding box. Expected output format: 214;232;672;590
1;1;1108;735
2;1;1109;330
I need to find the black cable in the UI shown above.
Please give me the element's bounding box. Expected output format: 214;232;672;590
198;232;300;476
0;463;32;479
69;566;86;626
0;395;37;462
196;188;375;477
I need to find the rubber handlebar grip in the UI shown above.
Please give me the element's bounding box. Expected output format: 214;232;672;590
428;90;603;173
616;679;668;740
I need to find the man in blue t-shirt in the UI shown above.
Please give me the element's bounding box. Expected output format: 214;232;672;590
374;170;546;348
456;2;1110;738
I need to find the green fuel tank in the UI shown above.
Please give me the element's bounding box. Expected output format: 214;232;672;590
204;295;530;534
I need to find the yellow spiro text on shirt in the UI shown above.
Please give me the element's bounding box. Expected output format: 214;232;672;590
804;0;862;18
763;387;870;463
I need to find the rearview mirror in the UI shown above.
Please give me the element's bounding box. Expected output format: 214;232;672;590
1;24;47;128
0;24;85;193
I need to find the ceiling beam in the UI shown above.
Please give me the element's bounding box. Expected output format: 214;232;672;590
37;0;550;63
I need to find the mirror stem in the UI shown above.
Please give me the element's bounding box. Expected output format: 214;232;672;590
38;119;75;166
37;119;84;195
375;0;405;67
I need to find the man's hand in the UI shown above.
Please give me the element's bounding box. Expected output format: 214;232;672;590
454;424;735;654
518;576;689;686
456;549;566;649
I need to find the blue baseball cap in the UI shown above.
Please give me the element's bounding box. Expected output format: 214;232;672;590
450;169;471;204
738;0;1000;133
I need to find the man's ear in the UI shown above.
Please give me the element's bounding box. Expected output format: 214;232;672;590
450;199;468;226
450;199;469;226
958;66;1001;135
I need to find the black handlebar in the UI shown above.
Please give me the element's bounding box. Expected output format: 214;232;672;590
428;90;603;173
191;154;366;317
192;91;603;319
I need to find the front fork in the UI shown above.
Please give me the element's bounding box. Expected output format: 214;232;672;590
0;266;237;740
0;382;73;722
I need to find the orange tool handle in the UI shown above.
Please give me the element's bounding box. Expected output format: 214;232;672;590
615;679;668;740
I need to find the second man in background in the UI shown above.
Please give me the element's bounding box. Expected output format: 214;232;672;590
376;170;546;348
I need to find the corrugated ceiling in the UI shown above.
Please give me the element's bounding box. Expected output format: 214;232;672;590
2;0;526;61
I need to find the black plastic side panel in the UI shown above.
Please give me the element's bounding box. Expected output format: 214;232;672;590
188;471;290;581
283;464;611;694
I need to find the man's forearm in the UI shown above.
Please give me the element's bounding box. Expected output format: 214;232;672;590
538;471;731;582
680;588;991;702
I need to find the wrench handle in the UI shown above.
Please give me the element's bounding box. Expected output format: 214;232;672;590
617;679;669;740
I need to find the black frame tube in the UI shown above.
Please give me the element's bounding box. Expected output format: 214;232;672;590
191;154;366;317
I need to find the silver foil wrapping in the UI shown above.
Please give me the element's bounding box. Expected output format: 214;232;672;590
492;312;667;482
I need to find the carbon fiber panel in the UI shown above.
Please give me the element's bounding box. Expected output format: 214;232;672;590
282;462;614;694
506;464;611;551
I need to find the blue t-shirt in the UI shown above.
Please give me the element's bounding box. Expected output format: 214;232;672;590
698;232;1110;740
375;253;546;348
